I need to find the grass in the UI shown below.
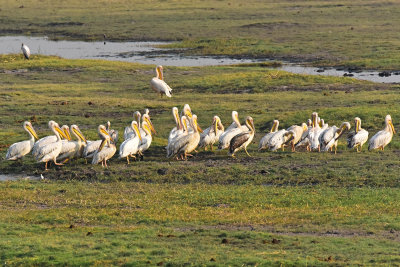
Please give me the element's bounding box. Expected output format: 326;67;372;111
2;0;400;69
1;54;400;265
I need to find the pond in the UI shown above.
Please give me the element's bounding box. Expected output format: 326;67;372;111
1;36;399;83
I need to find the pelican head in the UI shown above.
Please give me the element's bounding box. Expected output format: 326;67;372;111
144;108;150;115
319;118;324;128
51;122;68;139
338;122;351;134
98;124;110;139
232;111;241;127
311;112;318;127
106;121;111;132
191;114;199;133
213;115;220;133
245;116;255;132
71;125;87;144
23;121;39;140
301;122;308;132
385;115;396;134
134;111;142;124
271;120;279;132
143;114;156;135
156;65;164;80
131;121;142;142
182;104;192;118
354;117;361;133
307;119;312;127
172;107;182;129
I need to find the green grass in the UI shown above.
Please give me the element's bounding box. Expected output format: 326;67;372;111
2;0;400;69
1;55;400;265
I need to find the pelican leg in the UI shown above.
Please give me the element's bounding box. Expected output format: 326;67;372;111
126;156;130;164
53;159;63;166
44;161;48;171
245;147;252;157
186;153;194;158
204;146;208;151
62;158;70;164
231;153;236;158
104;159;108;168
282;146;285;152
358;145;361;152
334;145;337;155
291;143;295;152
101;161;104;167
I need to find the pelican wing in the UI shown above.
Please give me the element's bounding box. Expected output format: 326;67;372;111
35;142;61;161
150;78;172;97
229;132;250;154
369;130;392;150
83;140;102;158
6;140;32;160
351;130;369;148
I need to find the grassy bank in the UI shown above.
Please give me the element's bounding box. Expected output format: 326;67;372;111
1;55;400;265
1;0;400;69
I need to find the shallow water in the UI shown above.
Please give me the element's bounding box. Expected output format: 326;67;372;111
0;174;41;181
1;36;399;83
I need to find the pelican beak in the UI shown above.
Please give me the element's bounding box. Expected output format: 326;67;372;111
390;120;396;134
63;128;71;141
145;117;156;135
271;121;277;133
186;110;193;119
73;127;87;144
355;119;359;133
197;123;203;133
303;124;308;132
100;127;110;137
214;118;218;134
134;124;142;142
27;125;39;140
56;126;68;139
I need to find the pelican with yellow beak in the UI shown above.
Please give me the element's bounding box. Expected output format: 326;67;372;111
347;117;369;152
138;121;153;156
285;123;308;152
181;104;203;133
6;121;39;160
166;116;189;158
35;121;68;170
92;125;117;167
320;122;351;153
258;120;279;151
150;65;172;97
57;125;87;162
119;121;142;163
229;116;255;157
368;115;396;151
199;116;224;151
218;111;249;150
32;123;68;158
168;107;183;142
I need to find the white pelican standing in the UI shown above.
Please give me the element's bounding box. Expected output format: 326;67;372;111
167;115;200;160
6;121;39;160
218;111;249;150
56;125;87;162
199;116;224;151
285;123;308;152
308;113;326;151
84;124;111;160
32;123;68;158
166;116;189;157
168;107;183;143
320;122;351;153
228;116;255;157
119;121;142;163
150;65;172;97
138;121;153;156
35;122;68;170
347;117;369;152
258;120;279;151
368;115;396;151
267;127;295;152
295;119;312;151
21;43;30;60
92;125;117;167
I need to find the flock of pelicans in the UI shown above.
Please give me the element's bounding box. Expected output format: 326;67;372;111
6;47;397;169
4;103;397;170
